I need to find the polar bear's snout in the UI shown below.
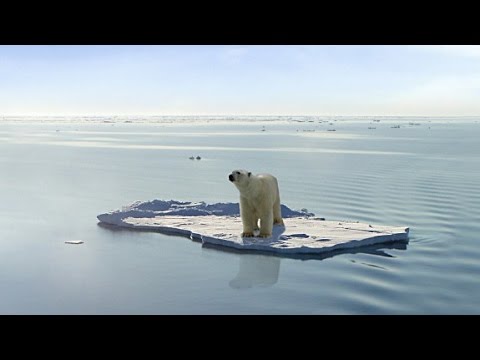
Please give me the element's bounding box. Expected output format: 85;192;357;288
229;170;250;183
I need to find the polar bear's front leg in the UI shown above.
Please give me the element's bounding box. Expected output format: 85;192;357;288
240;197;255;237
259;210;274;238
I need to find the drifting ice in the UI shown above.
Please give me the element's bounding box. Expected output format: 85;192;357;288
97;200;409;255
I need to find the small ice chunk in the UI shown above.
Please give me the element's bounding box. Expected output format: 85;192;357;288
65;240;84;244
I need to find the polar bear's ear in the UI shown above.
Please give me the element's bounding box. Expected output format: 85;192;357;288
248;172;251;177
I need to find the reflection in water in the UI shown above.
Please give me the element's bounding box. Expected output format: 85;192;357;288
229;255;281;289
224;241;408;290
203;240;407;261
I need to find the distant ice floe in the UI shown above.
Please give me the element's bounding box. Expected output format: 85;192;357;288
97;200;409;256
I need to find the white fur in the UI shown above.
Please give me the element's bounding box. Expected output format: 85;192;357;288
228;169;284;238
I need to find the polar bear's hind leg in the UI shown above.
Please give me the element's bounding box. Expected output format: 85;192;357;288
273;197;284;225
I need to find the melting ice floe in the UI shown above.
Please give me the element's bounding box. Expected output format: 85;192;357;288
97;200;409;255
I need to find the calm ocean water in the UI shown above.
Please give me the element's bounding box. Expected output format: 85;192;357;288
1;116;479;314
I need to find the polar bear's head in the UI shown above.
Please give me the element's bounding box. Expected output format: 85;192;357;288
228;169;252;188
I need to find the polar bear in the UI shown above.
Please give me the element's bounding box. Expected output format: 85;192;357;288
228;169;284;238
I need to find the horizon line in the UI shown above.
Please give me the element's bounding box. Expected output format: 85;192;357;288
2;114;480;118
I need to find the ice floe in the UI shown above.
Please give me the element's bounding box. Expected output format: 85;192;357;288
97;200;409;256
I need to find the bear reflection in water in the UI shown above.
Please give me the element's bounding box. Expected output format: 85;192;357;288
229;255;281;289
226;241;408;289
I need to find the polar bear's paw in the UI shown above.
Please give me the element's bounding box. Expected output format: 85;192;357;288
259;233;271;238
241;232;255;237
274;219;284;226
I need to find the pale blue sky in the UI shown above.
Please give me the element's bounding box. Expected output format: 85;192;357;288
1;45;480;116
